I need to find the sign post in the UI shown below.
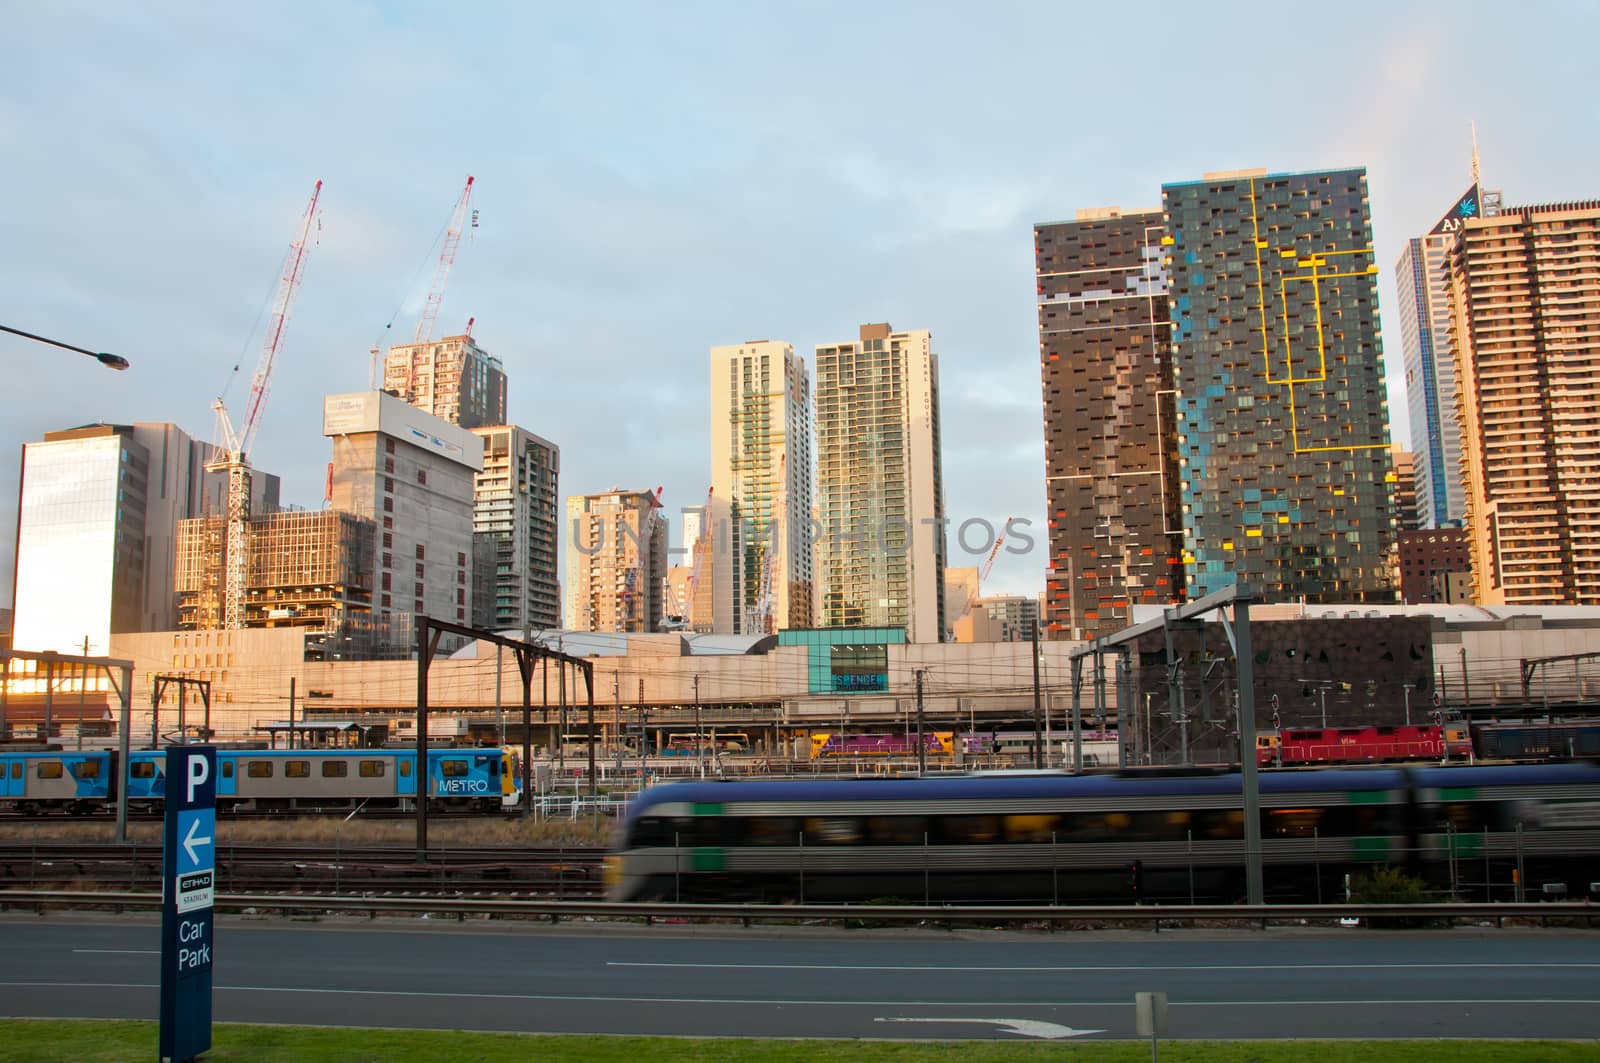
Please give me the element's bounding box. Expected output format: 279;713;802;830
160;745;215;1062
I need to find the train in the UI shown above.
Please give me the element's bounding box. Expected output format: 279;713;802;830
0;746;519;815
603;760;1600;904
808;732;955;759
1258;719;1600;767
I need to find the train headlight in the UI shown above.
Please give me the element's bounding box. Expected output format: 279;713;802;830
602;855;623;889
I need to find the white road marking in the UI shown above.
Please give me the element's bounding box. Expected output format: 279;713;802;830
877;1017;1104;1039
70;950;158;956
0;983;1597;1008
609;960;1600;973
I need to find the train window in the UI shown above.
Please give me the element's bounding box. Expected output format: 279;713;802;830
440;760;468;777
1193;809;1244;840
130;762;156;779
399;761;412;778
359;760;385;778
35;761;63;779
1265;807;1323;838
628;815;678;848
72;761;101;780
743;817;802;846
222;761;234;778
804;817;863;845
9;762;20;779
247;762;273;779
1003;814;1060;843
286;761;310;778
938;815;1002;844
866;815;928;845
322;761;349;778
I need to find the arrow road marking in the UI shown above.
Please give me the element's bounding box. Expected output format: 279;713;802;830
875;1017;1104;1039
182;817;213;866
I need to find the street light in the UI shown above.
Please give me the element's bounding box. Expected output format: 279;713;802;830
1;324;129;370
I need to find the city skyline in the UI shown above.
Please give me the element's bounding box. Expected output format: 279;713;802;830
5;3;1597;606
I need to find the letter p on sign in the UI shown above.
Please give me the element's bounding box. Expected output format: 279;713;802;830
188;756;210;803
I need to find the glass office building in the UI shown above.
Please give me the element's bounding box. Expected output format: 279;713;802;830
1161;168;1398;603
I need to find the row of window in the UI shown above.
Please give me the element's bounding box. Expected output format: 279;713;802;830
234;758;403;780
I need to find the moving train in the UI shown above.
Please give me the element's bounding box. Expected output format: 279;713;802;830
808;732;955;759
1258;719;1600;767
604;761;1600;904
0;747;519;815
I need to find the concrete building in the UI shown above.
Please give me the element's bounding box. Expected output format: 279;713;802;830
709;340;816;635
11;422;278;655
1390;446;1419;531
470;426;560;633
1394;183;1499;529
381;334;507;430
1448;197;1600;605
1398;527;1472;605
1035;207;1183;640
943;566;981;636
564;489;668;633
815;323;947;643
952;594;1040;644
322;391;482;632
1162;167;1399;604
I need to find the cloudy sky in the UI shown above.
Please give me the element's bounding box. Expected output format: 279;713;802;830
4;1;1596;603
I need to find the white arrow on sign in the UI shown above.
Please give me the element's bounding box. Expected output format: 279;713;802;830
875;1018;1104;1039
182;817;213;866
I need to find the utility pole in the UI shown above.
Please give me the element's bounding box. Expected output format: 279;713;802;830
613;671;623;774
915;669;926;775
288;677;296;750
1031;623;1043;769
693;674;704;779
77;638;89;751
495;644;504;745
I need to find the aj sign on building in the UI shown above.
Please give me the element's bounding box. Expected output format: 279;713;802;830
161;745;215;1063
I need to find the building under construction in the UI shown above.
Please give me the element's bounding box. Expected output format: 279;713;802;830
176;509;374;633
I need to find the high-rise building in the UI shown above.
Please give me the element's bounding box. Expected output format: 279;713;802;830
11;423;278;654
382;334;507;430
564;489;668;633
1447;197;1600;605
1394;183;1501;528
814;323;947;643
323;391;482;630
470;426;560;632
709;340;815;634
1398;527;1472;605
1162;167;1399;603
942;566;981;635
1035;207;1183;640
1390;445;1419;531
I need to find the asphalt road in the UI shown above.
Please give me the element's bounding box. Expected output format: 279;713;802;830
2;915;1598;1041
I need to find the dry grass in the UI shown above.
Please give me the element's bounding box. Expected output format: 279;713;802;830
0;813;609;848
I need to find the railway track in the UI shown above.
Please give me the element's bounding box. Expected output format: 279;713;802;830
0;843;605;899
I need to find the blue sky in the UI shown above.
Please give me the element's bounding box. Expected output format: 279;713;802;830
3;1;1597;602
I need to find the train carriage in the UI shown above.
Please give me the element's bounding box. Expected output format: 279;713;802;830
0;751;113;814
605;762;1600;905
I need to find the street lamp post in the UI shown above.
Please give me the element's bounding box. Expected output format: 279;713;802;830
1;325;129;370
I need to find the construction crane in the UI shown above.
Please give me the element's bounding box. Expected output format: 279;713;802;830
414;175;474;345
210;179;323;629
948;520;1009;637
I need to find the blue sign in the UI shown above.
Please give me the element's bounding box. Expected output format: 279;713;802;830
161;746;215;1063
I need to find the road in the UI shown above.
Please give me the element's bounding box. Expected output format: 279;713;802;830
2;916;1598;1040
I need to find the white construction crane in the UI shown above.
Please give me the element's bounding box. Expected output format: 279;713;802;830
209;179;323;629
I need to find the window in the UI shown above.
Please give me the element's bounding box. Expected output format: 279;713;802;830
440;759;468;777
416;544;425;559
457;552;466;567
382;573;391;590
247;761;273;778
383;533;392;548
359;760;385;778
385;439;396;454
384;477;394;493
384;458;395;473
36;761;63;780
72;760;102;780
383;497;393;513
10;762;22;779
381;594;392;607
400;760;412;778
322;761;349;778
417;469;427;485
286;761;310;778
222;761;234;778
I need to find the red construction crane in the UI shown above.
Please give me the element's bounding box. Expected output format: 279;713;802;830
211;179;323;629
413;175;474;345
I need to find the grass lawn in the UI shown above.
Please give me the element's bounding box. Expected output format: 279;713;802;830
0;1021;1594;1062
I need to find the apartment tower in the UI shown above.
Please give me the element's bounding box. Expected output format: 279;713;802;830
382;334;507;430
564;490;668;633
814;323;947;643
471;426;561;632
1448;197;1600;604
1035;207;1184;639
709;340;815;634
1162;167;1399;603
1394;182;1501;528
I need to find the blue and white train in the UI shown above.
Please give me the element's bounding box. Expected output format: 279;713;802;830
0;747;520;814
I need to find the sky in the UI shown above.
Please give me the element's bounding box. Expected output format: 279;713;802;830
3;1;1597;604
